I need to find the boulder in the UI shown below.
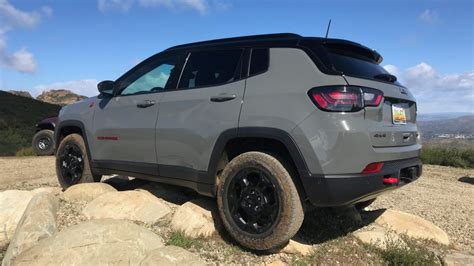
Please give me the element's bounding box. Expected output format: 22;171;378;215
353;226;405;250
61;183;116;203
374;209;450;246
140;246;206;266
0;191;36;243
2;193;59;266
31;187;62;195
83;190;171;223
13;219;164;265
280;239;313;256
442;252;474;266
170;199;217;238
140;183;194;205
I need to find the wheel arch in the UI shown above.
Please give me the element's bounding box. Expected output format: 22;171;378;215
55;120;93;162
208;127;311;202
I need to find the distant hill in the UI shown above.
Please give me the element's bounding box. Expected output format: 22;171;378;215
7;90;33;99
418;115;474;139
418;112;474;121
0;90;61;156
36;89;87;106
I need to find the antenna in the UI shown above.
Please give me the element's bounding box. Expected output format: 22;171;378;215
325;19;332;38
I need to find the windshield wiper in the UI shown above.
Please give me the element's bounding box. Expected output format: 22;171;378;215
374;73;397;83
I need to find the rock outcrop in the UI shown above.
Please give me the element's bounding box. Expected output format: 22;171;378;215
13;219;164;265
140;246;206;266
83;190;171;223
61;183;116;203
36;89;87;106
2;193;59;266
170;199;217;238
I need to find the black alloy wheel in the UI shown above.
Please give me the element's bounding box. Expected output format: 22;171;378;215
227;167;281;235
59;143;85;186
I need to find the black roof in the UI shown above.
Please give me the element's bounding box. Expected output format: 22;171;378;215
165;33;382;63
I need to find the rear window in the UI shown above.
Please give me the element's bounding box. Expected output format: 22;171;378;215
302;41;399;84
178;49;243;89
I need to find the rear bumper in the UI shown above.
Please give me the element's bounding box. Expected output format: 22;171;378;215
301;157;422;207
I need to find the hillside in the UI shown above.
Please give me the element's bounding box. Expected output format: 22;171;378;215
36;89;87;106
418;115;474;139
7;90;33;99
0;90;61;156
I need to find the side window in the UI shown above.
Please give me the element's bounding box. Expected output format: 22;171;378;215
178;49;243;89
119;55;183;96
249;48;269;76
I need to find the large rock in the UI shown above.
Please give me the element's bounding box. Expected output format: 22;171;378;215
442;252;474;266
0;191;37;243
83;190;171;223
13;219;164;265
171;199;217;238
2;193;59;266
353;225;405;250
31;187;62;195
61;183;116;203
280;239;313;256
140;246;206;266
374;209;450;246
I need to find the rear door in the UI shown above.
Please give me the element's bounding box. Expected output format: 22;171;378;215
91;53;185;172
156;49;245;183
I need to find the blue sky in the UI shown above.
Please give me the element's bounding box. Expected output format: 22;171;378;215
0;0;473;113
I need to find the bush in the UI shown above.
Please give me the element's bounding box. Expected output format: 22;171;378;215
421;146;474;168
166;231;196;249
15;147;36;157
378;237;438;266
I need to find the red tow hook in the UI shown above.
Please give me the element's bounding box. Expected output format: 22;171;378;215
383;177;398;184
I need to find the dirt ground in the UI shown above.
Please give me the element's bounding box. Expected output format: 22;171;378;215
1;156;473;261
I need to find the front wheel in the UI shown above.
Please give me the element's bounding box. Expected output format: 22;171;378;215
56;133;101;189
217;151;304;251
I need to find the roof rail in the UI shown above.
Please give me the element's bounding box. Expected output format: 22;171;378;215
166;33;301;50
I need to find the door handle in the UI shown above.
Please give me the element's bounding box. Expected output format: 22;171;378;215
137;100;156;108
210;94;236;102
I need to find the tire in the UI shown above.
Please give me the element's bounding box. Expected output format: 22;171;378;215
32;129;55;156
56;133;101;189
355;198;376;211
217;151;304;251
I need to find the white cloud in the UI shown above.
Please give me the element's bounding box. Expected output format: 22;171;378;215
419;9;440;24
100;0;226;14
385;62;474;113
0;47;37;73
139;0;208;13
33;79;99;97
0;0;52;74
98;0;133;12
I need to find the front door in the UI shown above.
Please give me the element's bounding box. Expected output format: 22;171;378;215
92;53;184;174
156;49;245;183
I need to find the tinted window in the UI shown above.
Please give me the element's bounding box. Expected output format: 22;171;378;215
249;48;269;76
178;49;243;89
303;41;399;85
119;55;183;95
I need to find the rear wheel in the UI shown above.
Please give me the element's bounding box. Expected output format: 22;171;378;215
217;151;304;251
32;129;55;156
56;134;101;189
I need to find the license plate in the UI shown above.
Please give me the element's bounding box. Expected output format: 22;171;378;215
392;104;407;125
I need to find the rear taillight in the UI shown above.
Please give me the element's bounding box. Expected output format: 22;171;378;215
308;86;383;112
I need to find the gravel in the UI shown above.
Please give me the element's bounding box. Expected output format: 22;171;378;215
1;156;472;263
369;165;474;251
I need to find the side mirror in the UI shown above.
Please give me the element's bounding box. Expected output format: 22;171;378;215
97;80;115;96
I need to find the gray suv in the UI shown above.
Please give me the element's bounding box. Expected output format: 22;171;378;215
55;33;422;251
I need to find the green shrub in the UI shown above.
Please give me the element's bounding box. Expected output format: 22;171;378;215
378;237;438;266
421;146;474;168
166;231;196;249
15;147;36;157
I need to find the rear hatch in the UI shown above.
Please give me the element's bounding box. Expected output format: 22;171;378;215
301;39;418;147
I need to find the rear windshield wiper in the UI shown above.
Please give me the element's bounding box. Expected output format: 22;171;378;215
374;73;397;83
